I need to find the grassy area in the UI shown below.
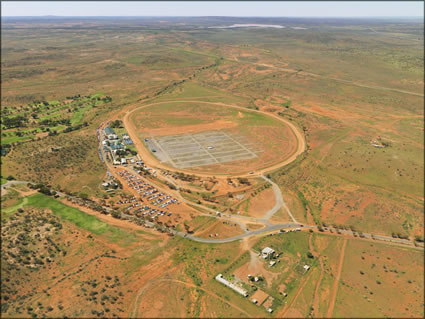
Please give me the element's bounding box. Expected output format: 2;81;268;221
1;134;34;145
2;196;27;217
23;193;134;244
26;193;108;234
70;105;91;125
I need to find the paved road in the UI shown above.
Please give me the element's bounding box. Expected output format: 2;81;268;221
1;180;30;189
172;223;304;244
262;175;297;223
2;180;421;250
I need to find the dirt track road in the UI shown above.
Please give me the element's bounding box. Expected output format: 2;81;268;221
249;61;424;98
129;278;251;318
326;238;347;317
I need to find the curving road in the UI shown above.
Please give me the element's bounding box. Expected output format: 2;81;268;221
2;179;421;250
1;180;31;189
262;175;297;223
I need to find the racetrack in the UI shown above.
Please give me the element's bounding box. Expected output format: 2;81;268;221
122;100;306;178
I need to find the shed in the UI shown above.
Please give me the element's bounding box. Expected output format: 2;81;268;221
104;127;115;135
110;143;124;150
261;247;275;258
108;134;118;140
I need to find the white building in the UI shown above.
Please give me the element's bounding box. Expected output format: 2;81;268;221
261;247;275;259
215;274;248;297
108;134;118;140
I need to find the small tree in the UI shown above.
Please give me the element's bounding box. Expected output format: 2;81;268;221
111;211;121;219
79;192;89;200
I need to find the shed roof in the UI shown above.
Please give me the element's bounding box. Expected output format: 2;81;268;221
104;127;115;135
262;247;275;255
110;144;124;150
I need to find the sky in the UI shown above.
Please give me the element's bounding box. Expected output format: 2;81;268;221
2;1;423;18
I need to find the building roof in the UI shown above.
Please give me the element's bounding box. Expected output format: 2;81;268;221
262;247;275;255
215;274;248;297
104;127;115;135
110;144;124;150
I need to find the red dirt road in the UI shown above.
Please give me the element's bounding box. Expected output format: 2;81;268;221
326;238;348;317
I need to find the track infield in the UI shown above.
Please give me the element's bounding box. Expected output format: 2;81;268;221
146;130;263;169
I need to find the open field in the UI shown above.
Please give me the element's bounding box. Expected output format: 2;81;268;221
334;238;424;318
1;16;423;318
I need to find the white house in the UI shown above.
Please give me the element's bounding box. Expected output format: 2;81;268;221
261;247;275;259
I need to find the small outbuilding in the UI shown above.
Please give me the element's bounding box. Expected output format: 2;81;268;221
104;127;115;135
261;247;275;259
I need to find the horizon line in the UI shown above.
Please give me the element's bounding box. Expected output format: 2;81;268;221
2;15;423;18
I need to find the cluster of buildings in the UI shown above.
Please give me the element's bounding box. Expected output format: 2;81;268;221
99;126;140;165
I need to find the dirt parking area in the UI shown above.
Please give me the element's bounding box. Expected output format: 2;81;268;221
251;289;270;305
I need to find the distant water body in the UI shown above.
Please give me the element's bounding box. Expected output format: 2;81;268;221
209;24;286;29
